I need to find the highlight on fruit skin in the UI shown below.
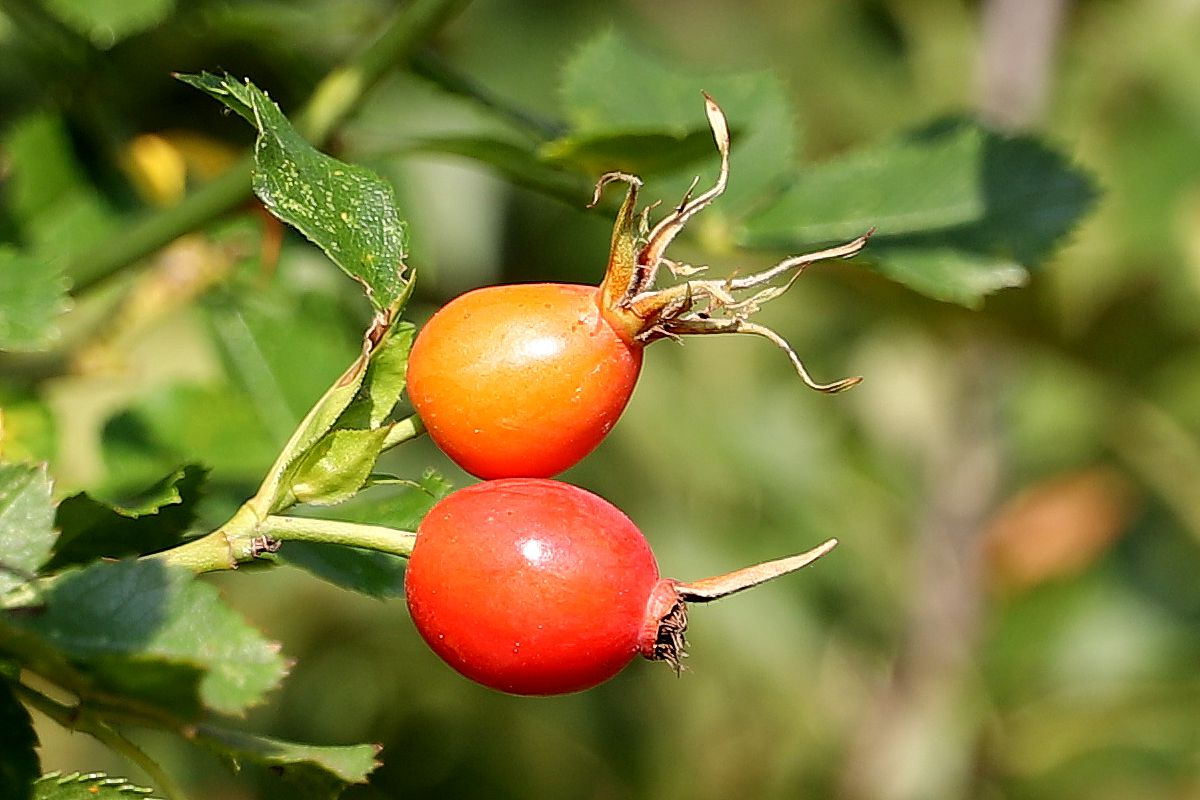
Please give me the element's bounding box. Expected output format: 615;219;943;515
403;478;838;695
406;93;873;479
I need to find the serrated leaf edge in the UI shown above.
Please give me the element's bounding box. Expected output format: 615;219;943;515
35;771;159;798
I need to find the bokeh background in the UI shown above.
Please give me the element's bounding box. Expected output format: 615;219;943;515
3;0;1200;798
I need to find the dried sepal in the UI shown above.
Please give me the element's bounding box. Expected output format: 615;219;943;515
592;92;873;393
674;538;839;602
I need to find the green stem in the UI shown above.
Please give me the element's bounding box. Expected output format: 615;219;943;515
259;515;417;557
382;413;427;450
69;159;253;292
298;0;473;142
16;683;192;800
409;50;564;140
65;0;472;292
154;504;415;573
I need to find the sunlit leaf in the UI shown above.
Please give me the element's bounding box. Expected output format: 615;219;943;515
860;246;1028;307
0;463;56;596
33;772;154;800
0;248;70;352
199;724;379;799
339;322;414;429
180;73;412;312
286;428;390;507
174;71;255;125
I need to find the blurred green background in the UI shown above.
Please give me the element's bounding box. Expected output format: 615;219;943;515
3;0;1200;798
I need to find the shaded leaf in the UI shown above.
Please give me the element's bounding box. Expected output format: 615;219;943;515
33;772;154;800
6;560;286;717
204;282;364;429
0;112;115;350
44;465;209;572
740;119;1099;306
102;384;280;492
540;128;719;178
0;463;56;596
199;724;379;798
0;679;39;800
560;29;796;211
282;470;450;598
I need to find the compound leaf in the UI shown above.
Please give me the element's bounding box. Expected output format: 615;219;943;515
740;119;1099;306
6;560;287;717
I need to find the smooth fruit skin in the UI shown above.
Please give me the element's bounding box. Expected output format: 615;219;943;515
406;283;643;479
405;478;661;695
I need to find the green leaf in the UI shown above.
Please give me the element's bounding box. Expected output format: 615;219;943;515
181;73;411;311
0;247;70;352
0;679;39;800
173;71;255;125
43;0;174;47
0;463;56;596
7;560;287;717
341;322;414;429
43;465;208;572
864;247;1028;307
287;428;391;507
204;281;365;429
559;29;796;212
740;119;1099;306
102;384;280;492
199;725;379;799
282;470;449;598
253;307;413;515
249;83;410;310
33;772;154;800
0;389;56;464
254;360;370;515
4;112;116;257
0;111;116;350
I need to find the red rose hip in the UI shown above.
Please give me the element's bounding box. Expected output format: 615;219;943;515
404;478;837;695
